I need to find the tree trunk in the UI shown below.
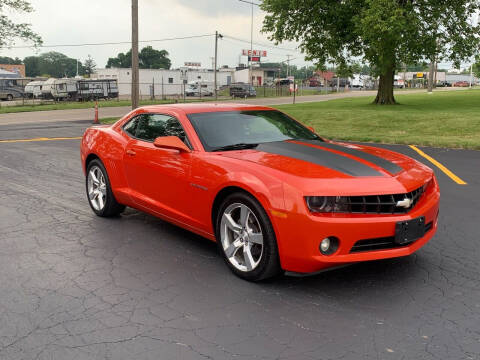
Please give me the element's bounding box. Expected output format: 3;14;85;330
373;66;396;105
428;61;434;93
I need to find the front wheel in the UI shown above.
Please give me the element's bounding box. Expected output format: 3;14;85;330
216;192;281;281
86;159;125;217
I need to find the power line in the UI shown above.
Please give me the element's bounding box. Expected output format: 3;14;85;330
222;34;300;53
8;34;215;49
221;37;297;58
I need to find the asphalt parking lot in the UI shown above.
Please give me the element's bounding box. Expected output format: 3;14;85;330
0;119;479;360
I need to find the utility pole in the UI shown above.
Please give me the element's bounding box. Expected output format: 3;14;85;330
131;0;139;110
214;31;219;100
286;55;292;77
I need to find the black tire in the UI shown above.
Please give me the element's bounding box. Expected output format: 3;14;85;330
6;94;13;101
86;159;125;217
215;192;281;281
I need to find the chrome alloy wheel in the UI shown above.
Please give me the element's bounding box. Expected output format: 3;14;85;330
87;166;107;211
220;203;264;272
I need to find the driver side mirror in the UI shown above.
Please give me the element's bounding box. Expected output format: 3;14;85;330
307;126;315;133
153;136;191;153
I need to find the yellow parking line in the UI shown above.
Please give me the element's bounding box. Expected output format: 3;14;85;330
409;145;467;185
0;136;82;143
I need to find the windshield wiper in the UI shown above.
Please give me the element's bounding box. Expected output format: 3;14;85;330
212;143;259;152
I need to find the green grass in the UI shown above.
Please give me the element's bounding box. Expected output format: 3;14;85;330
101;90;480;149
275;90;480;149
99;117;120;124
0;99;175;114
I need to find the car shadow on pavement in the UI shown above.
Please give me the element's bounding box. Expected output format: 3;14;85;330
98;208;425;297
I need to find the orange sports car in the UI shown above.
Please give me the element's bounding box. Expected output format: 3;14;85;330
81;103;440;281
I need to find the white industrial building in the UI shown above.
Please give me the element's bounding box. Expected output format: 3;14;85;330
92;67;236;97
92;66;278;97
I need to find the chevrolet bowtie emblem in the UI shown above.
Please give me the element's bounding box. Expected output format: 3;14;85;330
396;198;413;208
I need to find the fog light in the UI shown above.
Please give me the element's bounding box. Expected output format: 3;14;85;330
319;237;339;255
320;238;331;252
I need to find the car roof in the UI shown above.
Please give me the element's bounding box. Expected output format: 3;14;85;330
139;103;274;115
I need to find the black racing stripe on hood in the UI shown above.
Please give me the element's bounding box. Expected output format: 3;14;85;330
256;141;383;177
299;140;403;175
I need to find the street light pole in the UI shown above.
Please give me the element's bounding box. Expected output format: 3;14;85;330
286;55;291;77
131;0;139;110
250;1;253;85
214;31;218;100
238;0;259;85
470;63;473;88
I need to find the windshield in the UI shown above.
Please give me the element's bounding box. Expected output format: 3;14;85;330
188;110;321;151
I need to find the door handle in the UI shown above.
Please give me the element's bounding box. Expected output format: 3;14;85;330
126;149;136;156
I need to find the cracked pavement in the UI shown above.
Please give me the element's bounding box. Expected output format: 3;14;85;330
0;120;479;359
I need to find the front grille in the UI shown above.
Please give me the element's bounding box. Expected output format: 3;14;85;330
350;221;433;253
344;186;425;214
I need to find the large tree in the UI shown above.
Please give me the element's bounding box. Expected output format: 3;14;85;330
261;0;480;104
38;52;84;77
106;46;171;69
23;52;85;77
0;0;42;49
106;50;132;68
23;55;40;76
139;46;171;69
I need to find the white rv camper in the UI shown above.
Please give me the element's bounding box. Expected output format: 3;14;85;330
24;81;45;99
42;78;78;100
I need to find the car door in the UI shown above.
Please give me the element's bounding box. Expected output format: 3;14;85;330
122;113;194;223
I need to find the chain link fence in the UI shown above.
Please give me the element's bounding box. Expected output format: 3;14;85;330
0;80;357;109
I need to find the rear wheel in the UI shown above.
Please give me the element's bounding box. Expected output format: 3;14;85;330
216;192;281;281
86;159;125;217
6;94;13;101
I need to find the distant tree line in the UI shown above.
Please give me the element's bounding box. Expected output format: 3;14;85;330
0;56;23;65
0;52;88;77
0;46;171;78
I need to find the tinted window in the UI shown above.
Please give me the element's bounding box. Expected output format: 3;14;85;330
123;114;187;143
123;116;139;137
188;110;321;151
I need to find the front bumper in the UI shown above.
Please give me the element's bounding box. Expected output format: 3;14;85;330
274;182;440;274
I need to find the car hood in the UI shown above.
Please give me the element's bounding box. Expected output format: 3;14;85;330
218;140;433;195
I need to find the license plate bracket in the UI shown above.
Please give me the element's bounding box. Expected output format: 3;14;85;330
395;216;425;245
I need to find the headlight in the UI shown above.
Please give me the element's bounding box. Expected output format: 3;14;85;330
305;196;350;213
422;177;434;193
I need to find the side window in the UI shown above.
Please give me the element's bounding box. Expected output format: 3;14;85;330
131;114;188;143
123;116;140;137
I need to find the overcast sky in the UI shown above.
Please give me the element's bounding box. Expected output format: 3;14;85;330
1;0;309;69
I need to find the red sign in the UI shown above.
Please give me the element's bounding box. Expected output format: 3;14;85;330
242;49;267;57
249;56;261;62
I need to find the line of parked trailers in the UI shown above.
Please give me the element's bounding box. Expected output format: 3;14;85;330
0;78;118;101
